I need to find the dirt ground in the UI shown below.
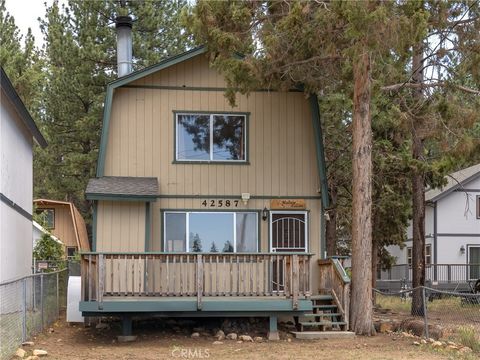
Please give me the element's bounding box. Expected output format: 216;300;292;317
16;316;466;360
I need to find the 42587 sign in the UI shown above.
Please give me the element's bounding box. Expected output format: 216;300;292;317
201;199;240;208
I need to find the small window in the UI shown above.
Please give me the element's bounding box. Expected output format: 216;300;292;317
176;113;247;162
67;247;77;258
36;208;55;229
407;245;432;267
164;212;258;253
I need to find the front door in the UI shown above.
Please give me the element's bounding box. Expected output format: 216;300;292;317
469;246;480;280
270;211;308;292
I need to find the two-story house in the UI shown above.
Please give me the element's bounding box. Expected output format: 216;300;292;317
79;16;351;340
379;164;480;291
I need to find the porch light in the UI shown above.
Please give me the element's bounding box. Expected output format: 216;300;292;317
262;207;269;221
460;245;465;255
241;192;250;205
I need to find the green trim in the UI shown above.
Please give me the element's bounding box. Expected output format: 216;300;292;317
92;201;98;251
173;111;250;164
96;87;113;177
80;298;312;313
96;47;208;177
331;258;351;283
145;202;151;251
122;84;303;93
110;47;207;88
320;201;325;259
155;194;321;199
86;193;157;202
160;209;262;253
309;94;329;209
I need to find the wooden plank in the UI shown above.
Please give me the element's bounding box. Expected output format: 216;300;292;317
88;255;92;301
197;254;203;310
292;254;299;310
98;254;104;304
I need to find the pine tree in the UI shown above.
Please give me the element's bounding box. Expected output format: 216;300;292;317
210;242;218;253
222;241;233;253
33;0;192;230
191;233;202;252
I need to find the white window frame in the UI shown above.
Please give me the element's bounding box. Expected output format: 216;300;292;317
269;210;309;253
163;211;258;253
175;113;247;162
407;245;432;267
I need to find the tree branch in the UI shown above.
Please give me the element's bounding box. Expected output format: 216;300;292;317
381;81;480;95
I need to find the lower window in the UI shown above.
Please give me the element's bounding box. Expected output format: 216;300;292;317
66;246;77;258
164;211;258;253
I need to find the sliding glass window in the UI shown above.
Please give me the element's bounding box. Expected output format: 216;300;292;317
176;113;247;162
164;212;258;253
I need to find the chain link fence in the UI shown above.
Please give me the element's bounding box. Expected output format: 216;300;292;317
375;286;480;351
0;269;68;359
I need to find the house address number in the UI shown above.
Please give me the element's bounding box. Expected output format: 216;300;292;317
201;199;240;208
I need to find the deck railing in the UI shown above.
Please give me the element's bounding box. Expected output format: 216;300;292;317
318;258;351;328
377;264;480;283
81;252;312;310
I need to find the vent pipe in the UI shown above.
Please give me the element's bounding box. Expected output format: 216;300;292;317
115;15;133;77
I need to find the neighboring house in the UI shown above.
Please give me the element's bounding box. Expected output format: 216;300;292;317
34;199;90;258
33;220;63;248
0;68;47;283
79;17;350;340
380;164;480;291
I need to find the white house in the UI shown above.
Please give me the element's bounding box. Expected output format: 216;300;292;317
0;68;47;283
383;164;480;286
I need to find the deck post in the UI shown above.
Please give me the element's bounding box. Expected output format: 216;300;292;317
267;315;280;341
118;315;137;342
197;254;203;310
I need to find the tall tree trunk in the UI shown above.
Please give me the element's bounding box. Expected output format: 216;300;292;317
350;51;375;335
326;182;338;257
411;42;426;316
371;232;378;304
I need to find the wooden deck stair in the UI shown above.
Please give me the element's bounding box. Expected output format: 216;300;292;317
295;294;348;332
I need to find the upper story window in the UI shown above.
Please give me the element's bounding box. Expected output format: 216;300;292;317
175;113;247;162
36;208;55;229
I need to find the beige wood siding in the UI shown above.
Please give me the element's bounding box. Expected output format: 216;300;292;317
96;201;146;252
96;53;322;293
37;204;77;248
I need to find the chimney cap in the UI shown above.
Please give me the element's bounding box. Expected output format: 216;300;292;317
115;15;133;29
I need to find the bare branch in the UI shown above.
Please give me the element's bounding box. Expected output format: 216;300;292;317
381;81;480;95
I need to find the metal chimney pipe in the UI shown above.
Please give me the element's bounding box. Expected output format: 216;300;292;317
115;15;133;77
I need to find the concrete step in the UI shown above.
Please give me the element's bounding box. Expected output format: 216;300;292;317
300;321;347;327
291;331;355;340
303;313;342;318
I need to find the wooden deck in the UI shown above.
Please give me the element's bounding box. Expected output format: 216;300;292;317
80;252;312;313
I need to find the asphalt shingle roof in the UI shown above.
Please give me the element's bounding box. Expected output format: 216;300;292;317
86;176;158;197
426;163;480;202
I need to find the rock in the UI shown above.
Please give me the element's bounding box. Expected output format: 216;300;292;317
226;333;238;340
95;323;109;330
401;332;414;338
459;347;472;353
413;341;420;346
427;338;435;343
22;342;34;346
191;332;200;338
447;341;456;346
212;341;223;345
254;337;263;342
215;330;225;341
432;341;443;347
237;341;243;344
287;338;292;342
48;328;54;333
33;350;48;356
25;357;39;360
239;335;253;342
15;348;26;358
420;339;427;344
447;345;458;350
